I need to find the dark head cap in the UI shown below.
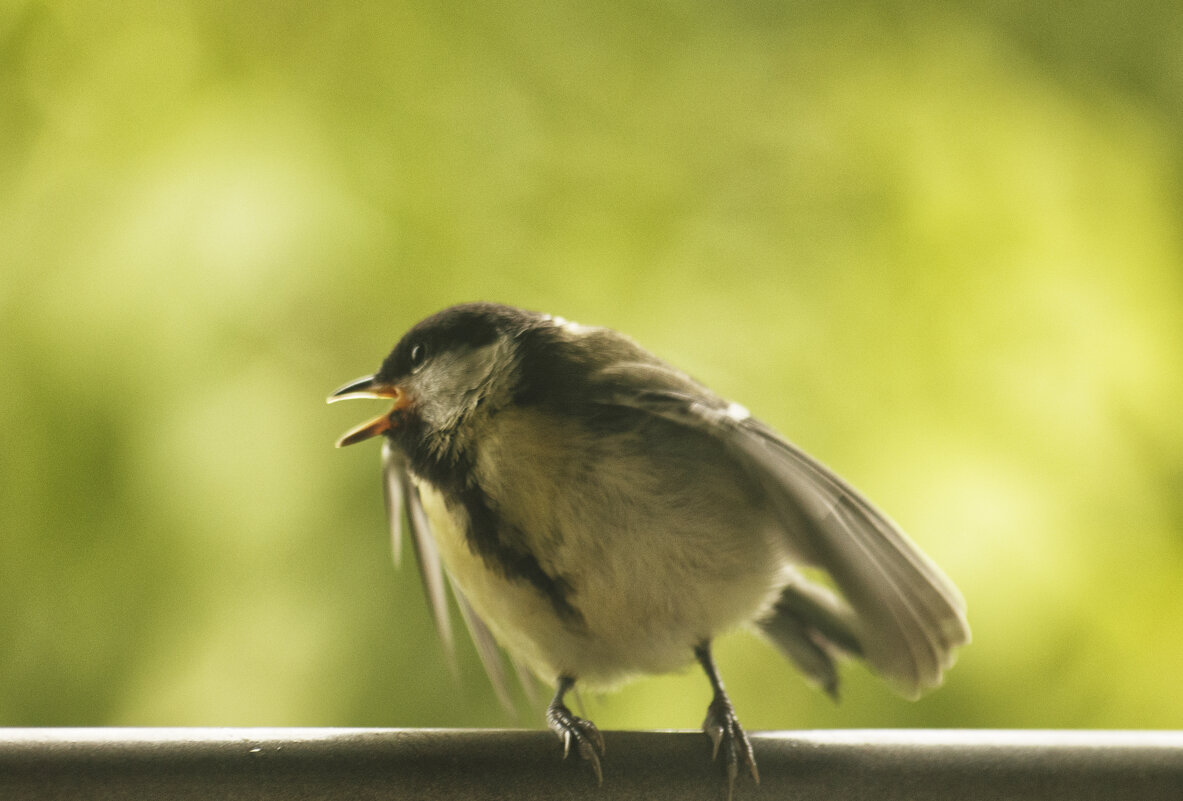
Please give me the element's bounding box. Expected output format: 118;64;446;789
376;302;542;383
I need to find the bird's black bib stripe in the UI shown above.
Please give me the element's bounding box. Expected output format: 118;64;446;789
456;484;583;626
391;422;582;626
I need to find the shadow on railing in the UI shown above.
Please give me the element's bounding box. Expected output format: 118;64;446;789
2;728;1181;800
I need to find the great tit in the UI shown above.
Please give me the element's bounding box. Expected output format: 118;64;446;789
330;302;969;796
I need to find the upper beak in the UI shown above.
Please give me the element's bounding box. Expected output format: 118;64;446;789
327;375;411;447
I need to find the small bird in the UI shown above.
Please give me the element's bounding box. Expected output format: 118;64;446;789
330;302;969;796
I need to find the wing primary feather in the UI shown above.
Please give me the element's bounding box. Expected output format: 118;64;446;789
449;578;516;713
380;441;405;569
508;653;540;708
753;419;967;616
382;441;455;656
736;422;970;695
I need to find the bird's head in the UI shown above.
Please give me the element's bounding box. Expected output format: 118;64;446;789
328;303;539;452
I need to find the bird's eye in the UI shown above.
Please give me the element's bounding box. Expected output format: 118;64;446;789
409;343;427;369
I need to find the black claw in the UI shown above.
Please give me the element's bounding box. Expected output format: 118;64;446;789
703;695;759;798
696;643;759;801
547;677;605;785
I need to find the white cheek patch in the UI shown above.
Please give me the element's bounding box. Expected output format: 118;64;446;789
449;344;503;385
414;341;515;430
425;341;509;391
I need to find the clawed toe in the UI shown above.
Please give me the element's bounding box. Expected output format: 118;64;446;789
547;683;605;785
703;696;759;791
696;644;759;801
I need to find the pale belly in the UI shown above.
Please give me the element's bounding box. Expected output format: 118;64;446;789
414;434;791;689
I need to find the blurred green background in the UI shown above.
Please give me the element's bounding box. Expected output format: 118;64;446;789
3;2;1182;732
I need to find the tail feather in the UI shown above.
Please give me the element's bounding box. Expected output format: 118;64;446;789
757;576;862;698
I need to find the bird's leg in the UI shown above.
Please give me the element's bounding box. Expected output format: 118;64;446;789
696;642;759;800
546;675;605;784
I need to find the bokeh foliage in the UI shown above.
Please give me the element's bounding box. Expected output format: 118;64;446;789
2;2;1182;731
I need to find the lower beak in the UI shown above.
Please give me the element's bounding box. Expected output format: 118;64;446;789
327;375;410;447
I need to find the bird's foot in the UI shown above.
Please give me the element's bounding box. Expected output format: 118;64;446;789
703;694;759;800
546;699;605;784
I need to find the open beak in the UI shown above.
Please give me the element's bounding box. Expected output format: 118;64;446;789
327;375;411;448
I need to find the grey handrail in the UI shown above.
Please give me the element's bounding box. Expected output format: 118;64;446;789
1;728;1181;800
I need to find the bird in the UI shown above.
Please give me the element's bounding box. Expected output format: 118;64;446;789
329;301;969;797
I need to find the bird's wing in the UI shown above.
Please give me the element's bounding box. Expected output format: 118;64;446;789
591;360;970;698
448;575;513;709
382;441;453;652
381;440;531;711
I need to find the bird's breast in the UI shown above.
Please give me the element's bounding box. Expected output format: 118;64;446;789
416;406;789;687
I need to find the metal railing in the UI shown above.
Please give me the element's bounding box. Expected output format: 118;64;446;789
1;728;1181;800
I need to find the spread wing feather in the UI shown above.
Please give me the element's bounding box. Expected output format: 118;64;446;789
593;360;970;697
729;417;969;696
448;576;514;710
382;441;452;652
381;441;532;711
